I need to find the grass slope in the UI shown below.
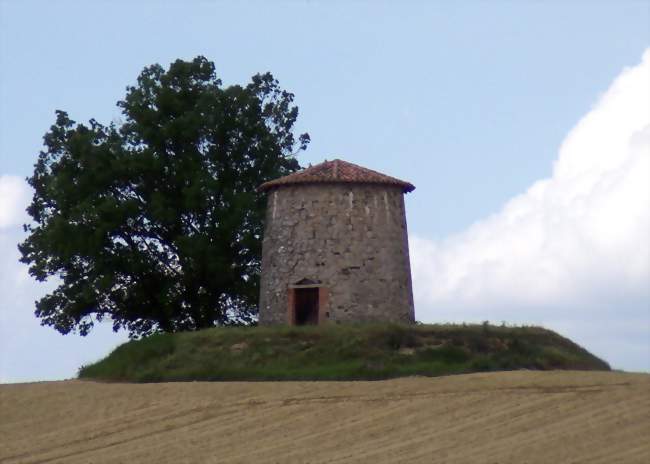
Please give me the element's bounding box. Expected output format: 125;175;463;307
78;324;610;382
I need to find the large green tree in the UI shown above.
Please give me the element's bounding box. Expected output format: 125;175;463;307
19;57;309;337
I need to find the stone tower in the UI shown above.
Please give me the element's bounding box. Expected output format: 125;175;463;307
257;159;415;325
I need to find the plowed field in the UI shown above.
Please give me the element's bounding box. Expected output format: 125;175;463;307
1;371;648;463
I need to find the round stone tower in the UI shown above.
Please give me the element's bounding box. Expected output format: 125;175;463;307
257;159;415;325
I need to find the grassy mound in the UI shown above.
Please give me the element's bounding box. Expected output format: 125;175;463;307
78;324;610;382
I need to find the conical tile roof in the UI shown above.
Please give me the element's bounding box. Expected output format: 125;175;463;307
258;159;415;193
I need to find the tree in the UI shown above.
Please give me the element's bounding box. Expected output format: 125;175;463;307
19;57;309;338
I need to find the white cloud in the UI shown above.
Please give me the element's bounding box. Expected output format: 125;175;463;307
411;50;650;372
0;175;30;229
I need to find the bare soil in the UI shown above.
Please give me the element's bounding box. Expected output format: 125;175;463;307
1;371;648;463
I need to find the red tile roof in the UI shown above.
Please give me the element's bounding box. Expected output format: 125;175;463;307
258;159;415;193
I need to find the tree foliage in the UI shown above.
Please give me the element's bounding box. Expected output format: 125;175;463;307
19;57;309;337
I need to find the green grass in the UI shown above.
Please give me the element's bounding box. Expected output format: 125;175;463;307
78;323;610;382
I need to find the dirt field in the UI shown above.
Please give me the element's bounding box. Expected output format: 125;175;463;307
1;371;648;463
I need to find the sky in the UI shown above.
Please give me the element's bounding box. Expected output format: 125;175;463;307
0;0;648;382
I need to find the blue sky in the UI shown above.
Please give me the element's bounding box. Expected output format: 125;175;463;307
1;1;648;381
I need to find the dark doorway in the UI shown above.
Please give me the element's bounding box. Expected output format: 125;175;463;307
294;287;319;325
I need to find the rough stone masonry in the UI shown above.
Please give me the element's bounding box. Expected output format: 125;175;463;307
257;159;415;325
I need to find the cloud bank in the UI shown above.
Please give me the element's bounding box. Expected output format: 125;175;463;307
0;175;30;229
411;50;650;371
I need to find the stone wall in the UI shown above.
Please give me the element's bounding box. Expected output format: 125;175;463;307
258;183;415;325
